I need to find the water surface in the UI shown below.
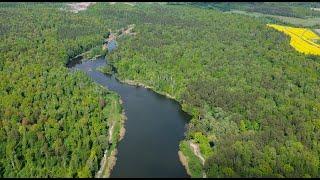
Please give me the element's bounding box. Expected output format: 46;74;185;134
69;57;190;178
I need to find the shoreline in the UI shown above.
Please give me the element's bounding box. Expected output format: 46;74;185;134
95;98;127;178
72;59;198;177
178;151;192;177
68;40;197;178
114;78;177;102
112;76;200;178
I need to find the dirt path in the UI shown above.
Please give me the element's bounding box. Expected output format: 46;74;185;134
109;123;115;143
121;24;136;36
189;142;205;165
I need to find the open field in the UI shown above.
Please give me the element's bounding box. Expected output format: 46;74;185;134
267;24;320;55
228;10;320;27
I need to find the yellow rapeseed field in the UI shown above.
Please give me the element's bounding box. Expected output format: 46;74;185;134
267;24;320;56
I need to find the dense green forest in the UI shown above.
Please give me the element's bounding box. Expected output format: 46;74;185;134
1;2;320;178
104;3;320;178
0;2;124;177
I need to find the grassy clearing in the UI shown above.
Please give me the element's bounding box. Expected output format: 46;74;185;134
228;10;320;27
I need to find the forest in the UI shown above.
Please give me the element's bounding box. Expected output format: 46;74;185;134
0;2;124;177
0;2;320;178
105;3;320;178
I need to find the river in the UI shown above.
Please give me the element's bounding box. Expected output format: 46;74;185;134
68;55;190;178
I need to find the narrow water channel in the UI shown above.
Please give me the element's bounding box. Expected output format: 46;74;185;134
68;56;190;178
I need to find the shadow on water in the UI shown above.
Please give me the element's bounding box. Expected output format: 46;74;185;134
66;55;83;68
67;40;190;178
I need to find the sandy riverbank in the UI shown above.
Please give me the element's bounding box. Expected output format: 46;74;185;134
178;151;192;176
95;98;127;178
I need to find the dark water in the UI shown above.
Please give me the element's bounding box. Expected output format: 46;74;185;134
68;57;190;178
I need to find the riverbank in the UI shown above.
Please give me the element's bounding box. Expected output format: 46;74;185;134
95;98;127;178
111;76;206;178
115;78;177;101
70;57;190;177
179;146;206;178
69;59;127;178
94;59;195;177
66;48;105;68
69;52;198;178
67;26;192;176
178;151;191;176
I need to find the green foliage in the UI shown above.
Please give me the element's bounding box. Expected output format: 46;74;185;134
0;2;123;178
1;2;320;178
96;64;113;75
83;46;106;60
106;3;320;178
191;132;213;159
179;141;203;178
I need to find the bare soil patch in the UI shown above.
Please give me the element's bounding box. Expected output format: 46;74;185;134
189;142;205;165
66;2;96;13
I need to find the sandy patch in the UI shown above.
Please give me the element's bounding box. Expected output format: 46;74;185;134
311;8;320;11
178;151;191;176
109;2;135;6
95;149;118;178
189;141;205;165
66;2;96;13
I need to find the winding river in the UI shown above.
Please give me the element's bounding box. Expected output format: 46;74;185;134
68;55;190;178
